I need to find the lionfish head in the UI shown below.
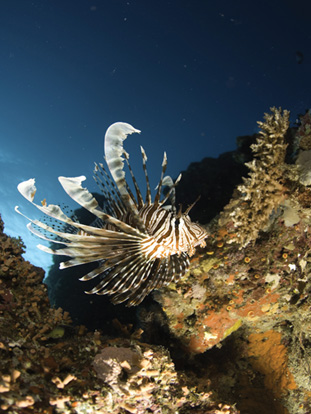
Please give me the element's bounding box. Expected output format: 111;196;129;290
16;122;208;306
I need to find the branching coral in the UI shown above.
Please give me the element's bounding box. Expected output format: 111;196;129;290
219;107;290;246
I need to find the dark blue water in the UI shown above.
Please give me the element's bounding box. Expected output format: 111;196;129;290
1;0;310;271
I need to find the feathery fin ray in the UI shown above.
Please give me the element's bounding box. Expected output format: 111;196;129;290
16;122;208;306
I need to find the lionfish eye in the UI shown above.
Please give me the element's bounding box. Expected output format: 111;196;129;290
16;122;208;306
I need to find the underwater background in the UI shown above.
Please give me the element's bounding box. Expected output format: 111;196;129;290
1;0;310;271
1;1;311;413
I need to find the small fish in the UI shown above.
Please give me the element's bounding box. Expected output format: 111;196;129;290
16;123;207;306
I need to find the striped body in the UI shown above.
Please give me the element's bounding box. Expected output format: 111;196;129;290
137;204;205;258
16;123;207;306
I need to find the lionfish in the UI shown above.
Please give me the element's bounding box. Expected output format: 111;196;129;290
16;123;207;306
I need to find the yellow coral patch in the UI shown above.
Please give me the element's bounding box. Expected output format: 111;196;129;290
223;319;242;339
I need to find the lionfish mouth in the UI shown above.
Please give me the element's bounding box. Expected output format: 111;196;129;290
16;122;208;306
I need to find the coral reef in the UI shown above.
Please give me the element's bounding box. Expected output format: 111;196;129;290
2;106;311;413
153;107;311;413
0;214;238;413
219;107;290;246
91;344;214;413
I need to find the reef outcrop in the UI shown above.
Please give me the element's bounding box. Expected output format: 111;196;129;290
0;214;237;413
153;108;311;413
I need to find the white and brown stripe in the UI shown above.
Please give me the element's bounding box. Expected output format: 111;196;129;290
16;122;208;306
